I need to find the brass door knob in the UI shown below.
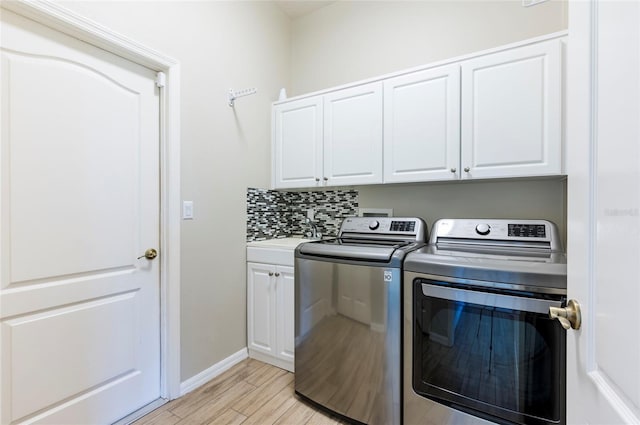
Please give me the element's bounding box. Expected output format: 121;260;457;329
137;248;158;260
549;299;581;330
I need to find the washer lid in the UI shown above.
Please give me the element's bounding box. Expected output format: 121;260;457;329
404;245;567;291
298;239;406;262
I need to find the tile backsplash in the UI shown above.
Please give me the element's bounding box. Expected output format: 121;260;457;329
247;188;359;242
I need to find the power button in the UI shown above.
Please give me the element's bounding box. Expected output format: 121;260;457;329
475;223;490;235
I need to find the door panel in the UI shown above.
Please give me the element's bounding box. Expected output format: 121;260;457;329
7;293;137;420
247;263;275;355
6;54;140;283
0;10;160;424
273;97;323;189
383;65;461;182
323;82;383;186
461;39;562;179
276;266;295;363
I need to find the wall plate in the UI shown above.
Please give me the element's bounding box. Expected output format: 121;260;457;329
183;201;194;220
358;208;393;217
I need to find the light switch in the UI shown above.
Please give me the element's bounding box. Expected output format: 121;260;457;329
183;201;194;220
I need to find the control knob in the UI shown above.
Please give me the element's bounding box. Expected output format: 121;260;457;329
475;223;491;235
369;220;380;230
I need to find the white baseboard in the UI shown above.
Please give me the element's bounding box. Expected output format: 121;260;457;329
179;347;248;396
248;349;294;373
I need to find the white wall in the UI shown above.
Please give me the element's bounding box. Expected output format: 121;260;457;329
290;0;568;240
359;179;567;244
59;0;290;382
290;0;568;95
53;0;570;387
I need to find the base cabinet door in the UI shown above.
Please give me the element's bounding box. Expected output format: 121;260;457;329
460;39;563;179
275;266;295;366
247;262;294;372
247;263;276;357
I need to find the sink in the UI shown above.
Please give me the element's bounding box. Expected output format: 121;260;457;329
247;237;316;266
246;237;313;249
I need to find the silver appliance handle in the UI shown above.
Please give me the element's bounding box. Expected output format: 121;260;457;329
421;283;562;315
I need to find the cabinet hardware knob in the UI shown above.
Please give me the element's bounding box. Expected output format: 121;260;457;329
323;177;328;181
464;167;470;172
450;168;457;173
315;177;320;182
275;272;280;277
268;272;274;276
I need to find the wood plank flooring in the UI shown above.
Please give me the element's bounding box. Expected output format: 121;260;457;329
133;359;345;425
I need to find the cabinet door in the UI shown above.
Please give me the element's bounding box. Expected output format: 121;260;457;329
247;263;276;356
275;266;295;366
461;39;562;179
384;65;461;183
323;82;383;186
272;97;323;188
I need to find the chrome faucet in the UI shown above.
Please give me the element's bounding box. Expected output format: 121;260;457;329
305;217;321;239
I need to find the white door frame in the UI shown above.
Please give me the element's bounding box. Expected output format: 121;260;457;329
0;0;182;400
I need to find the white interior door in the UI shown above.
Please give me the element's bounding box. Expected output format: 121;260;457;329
1;9;161;424
567;1;640;423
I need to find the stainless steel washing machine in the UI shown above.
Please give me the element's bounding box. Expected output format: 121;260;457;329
294;217;427;425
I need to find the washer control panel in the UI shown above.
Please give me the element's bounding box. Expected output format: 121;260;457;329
339;217;426;241
430;219;561;251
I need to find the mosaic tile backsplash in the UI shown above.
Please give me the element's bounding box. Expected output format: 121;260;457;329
247;188;359;242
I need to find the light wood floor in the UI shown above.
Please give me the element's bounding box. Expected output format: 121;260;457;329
133;358;346;425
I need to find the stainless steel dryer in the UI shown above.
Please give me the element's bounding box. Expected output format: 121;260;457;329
294;217;427;425
403;219;567;425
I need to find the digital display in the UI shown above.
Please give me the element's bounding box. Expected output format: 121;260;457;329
508;224;546;238
391;221;415;232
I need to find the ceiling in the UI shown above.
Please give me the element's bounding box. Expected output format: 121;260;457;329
274;1;336;18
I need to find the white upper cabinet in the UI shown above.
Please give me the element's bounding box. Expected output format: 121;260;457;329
272;34;565;189
460;39;563;179
323;82;383;186
272;97;323;189
383;64;461;183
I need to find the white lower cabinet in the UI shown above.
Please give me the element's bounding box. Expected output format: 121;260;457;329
247;262;294;372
